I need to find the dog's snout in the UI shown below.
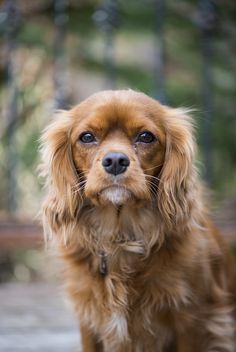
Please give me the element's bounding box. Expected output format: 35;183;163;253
102;152;130;176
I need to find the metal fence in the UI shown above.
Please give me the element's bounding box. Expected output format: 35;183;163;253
0;0;220;214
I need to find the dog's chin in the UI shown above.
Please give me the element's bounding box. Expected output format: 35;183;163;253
99;186;132;206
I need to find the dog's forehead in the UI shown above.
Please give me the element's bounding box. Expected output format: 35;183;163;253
73;92;164;133
86;104;151;130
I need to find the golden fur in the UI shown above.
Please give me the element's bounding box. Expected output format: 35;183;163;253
40;90;236;351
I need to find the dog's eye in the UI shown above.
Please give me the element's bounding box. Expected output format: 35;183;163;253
79;132;96;144
136;131;155;143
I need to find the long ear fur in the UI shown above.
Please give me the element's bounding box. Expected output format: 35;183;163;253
158;108;197;229
40;111;80;238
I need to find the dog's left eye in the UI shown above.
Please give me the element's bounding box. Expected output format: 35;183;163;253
136;131;155;143
79;132;96;143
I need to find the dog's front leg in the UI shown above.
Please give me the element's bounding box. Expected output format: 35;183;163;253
176;307;236;352
102;338;132;352
202;306;236;352
80;324;103;352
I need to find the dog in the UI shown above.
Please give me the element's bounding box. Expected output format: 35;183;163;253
40;90;236;351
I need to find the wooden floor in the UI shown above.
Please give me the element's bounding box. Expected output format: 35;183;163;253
0;282;81;352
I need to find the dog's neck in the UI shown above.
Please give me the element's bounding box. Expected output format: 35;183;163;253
73;202;164;277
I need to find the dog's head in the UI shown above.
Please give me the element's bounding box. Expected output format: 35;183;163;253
41;90;196;230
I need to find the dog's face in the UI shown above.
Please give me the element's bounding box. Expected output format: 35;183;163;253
71;92;166;206
42;90;195;226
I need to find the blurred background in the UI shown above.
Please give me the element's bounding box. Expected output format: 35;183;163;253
0;0;235;350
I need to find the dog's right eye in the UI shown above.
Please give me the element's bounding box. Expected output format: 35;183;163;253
79;132;96;144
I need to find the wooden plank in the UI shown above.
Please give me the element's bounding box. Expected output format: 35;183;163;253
0;194;236;249
0;221;235;249
0;222;43;249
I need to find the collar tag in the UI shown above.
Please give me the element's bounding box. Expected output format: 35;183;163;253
99;251;108;277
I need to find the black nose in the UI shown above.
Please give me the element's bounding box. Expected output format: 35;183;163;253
102;152;130;176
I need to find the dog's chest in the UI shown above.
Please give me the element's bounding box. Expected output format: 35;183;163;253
76;251;191;339
67;206;194;344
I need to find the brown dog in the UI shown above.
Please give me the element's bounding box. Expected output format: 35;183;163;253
40;90;236;351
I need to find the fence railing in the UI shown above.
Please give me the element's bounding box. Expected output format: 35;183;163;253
1;0;218;214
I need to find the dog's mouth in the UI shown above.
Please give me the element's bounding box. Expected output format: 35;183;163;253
98;186;132;205
84;171;151;206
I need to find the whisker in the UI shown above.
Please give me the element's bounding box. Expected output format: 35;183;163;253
73;184;86;194
145;174;163;183
73;187;85;203
145;179;160;198
78;171;89;176
148;184;158;199
72;186;85;194
143;164;163;172
72;179;87;189
146;179;160;191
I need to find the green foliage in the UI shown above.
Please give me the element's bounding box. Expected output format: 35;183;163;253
18;22;52;50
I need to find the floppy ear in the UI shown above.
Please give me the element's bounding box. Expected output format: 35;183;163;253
40;111;80;237
157;108;197;228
